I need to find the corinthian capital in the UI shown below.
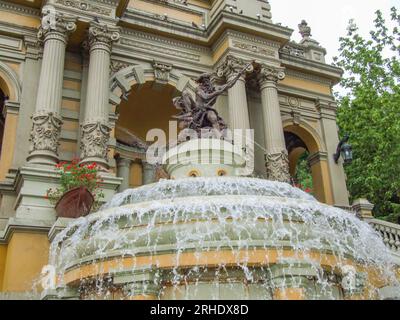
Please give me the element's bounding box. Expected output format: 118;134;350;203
258;65;286;85
217;55;254;80
87;22;120;50
38;7;77;42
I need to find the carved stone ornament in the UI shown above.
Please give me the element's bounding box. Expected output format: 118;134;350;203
153;60;172;83
258;65;286;84
265;151;291;183
55;0;112;17
29;111;63;154
87;22;120;49
217;55;254;80
80;121;111;159
232;41;275;58
298;20;312;39
38;7;77;41
110;60;131;74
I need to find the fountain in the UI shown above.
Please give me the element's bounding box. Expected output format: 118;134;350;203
46;70;399;300
47;137;399;300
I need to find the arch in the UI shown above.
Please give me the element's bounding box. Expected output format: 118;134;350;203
283;118;333;205
282;118;325;154
0;61;21;103
108;63;196;190
109;64;193;107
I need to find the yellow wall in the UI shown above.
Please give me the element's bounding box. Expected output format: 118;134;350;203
281;76;332;96
0;244;7;290
130;162;143;187
0;11;40;29
212;39;229;63
62;99;80;112
2;233;49;292
0;113;18;181
60;141;78;153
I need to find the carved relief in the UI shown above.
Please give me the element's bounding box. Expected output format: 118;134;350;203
55;0;112;16
80;121;111;160
110;60;131;74
281;44;306;58
153;60;172;83
217;55;254;80
299;20;312;39
232;41;275;58
265;151;291;183
258;65;286;84
29;111;63;154
87;22;120;49
120;38;200;62
38;9;77;41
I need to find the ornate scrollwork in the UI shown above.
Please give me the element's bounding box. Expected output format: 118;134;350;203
265;151;291;183
153;60;172;83
38;7;77;41
258;65;286;84
298;20;312;40
29;111;63;154
80;121;111;160
87;22;120;49
217;55;254;80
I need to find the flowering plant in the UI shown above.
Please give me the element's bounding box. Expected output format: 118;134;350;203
46;158;105;211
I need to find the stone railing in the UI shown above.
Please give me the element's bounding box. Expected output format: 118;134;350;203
370;219;400;254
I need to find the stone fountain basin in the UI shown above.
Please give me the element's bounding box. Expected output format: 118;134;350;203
52;194;384;276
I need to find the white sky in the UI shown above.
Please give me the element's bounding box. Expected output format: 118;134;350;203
269;0;399;64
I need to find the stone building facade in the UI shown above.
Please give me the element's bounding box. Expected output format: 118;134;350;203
0;0;358;297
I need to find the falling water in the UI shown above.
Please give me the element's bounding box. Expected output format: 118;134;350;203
50;177;399;300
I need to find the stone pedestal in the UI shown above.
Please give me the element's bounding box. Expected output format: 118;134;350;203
352;199;374;221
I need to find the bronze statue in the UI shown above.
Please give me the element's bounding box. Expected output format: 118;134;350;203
173;62;252;139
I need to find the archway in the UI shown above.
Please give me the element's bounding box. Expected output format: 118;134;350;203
109;64;191;189
0;63;21;181
284;123;334;205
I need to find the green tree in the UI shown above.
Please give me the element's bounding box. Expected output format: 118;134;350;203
334;8;400;223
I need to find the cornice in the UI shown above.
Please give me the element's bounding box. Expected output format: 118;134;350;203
0;217;54;244
280;52;343;84
138;0;207;16
121;28;209;53
121;9;293;47
0;0;40;16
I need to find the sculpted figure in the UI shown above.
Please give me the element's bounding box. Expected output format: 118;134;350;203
173;62;252;139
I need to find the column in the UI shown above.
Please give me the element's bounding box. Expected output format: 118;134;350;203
258;65;290;183
218;55;251;131
116;157;132;191
80;22;120;169
27;11;76;165
142;162;156;185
